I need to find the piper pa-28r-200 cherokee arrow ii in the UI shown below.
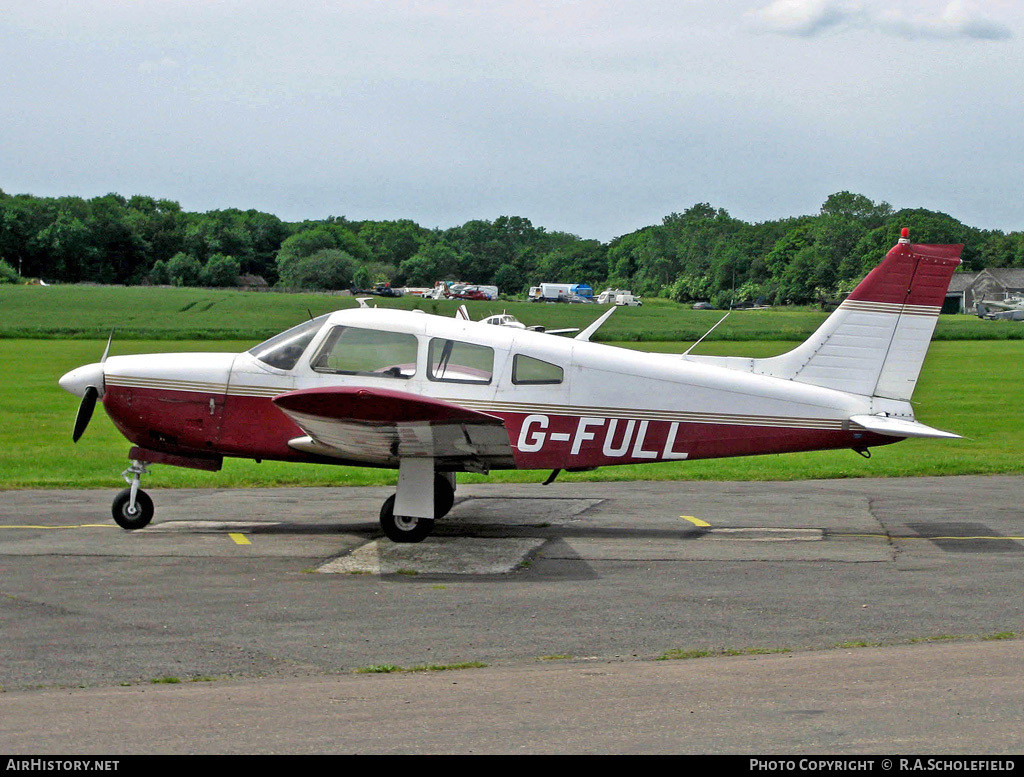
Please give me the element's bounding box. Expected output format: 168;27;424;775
60;229;962;542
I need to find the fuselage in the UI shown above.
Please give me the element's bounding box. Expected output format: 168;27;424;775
69;307;895;472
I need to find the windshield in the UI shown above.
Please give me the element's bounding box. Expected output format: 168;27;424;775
248;315;329;370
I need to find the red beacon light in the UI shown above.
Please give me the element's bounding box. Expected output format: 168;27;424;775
899;227;910;245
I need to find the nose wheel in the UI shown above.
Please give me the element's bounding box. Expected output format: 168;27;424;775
112;460;154;530
112;488;154;530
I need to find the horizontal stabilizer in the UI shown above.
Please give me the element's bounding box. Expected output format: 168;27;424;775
849;414;961;440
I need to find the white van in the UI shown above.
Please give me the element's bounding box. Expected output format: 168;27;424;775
614;293;642;306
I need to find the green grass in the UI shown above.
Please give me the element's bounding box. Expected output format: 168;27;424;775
2;336;1022;490
2;283;1021;342
353;661;487;674
981;632;1019;641
659;646;792;660
0;337;397;489
657;649;715;660
658;632;1022;661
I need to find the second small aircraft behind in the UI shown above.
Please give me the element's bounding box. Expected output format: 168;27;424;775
60;230;962;542
976;298;1024;321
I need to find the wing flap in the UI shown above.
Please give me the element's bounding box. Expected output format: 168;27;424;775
273;387;514;467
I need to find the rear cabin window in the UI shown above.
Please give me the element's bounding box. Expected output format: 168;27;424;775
428;338;494;384
310;326;418;379
512;354;564;385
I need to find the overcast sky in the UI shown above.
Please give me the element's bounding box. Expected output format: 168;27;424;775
1;0;1021;240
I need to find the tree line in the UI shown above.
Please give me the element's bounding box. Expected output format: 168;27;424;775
1;188;1021;306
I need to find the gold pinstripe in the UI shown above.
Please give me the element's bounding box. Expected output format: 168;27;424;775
457;400;845;430
108;378;847;430
107;376;280;397
839;300;940;317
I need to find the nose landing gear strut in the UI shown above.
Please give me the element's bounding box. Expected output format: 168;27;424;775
111;460;154;530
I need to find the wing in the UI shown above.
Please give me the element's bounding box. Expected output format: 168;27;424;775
273;386;515;471
526;326;580;335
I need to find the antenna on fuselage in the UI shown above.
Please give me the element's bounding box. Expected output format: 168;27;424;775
574;306;616;342
682;312;730;357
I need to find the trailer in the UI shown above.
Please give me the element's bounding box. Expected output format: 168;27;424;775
529;283;591;302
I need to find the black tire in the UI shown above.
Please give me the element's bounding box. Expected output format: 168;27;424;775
379;495;434;543
434;473;455;519
112;488;154;530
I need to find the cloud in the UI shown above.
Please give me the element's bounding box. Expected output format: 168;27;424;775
746;0;864;37
138;57;179;74
884;1;1014;40
747;0;1013;40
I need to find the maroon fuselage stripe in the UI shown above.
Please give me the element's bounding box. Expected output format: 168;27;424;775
103;386;894;470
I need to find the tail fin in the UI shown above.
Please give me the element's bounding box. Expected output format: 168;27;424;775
685;230;962;401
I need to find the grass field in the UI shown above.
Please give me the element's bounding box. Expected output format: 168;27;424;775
2;284;1022;342
2;336;1020;491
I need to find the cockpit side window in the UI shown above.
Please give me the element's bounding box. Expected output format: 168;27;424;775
248;315;328;371
310;326;418;378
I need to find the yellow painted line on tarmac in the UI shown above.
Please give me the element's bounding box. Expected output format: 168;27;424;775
229;533;251;545
681;516;711;528
0;524;115;530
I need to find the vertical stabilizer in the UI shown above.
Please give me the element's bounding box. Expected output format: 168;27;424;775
852;239;962;399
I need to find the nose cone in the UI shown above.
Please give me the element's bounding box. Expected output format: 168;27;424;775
59;363;105;398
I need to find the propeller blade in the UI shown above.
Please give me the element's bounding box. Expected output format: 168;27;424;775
72;385;99;443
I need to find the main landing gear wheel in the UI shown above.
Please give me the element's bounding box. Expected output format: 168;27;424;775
379;496;435;543
112;488;154;530
378;473;455;543
434;473;455;519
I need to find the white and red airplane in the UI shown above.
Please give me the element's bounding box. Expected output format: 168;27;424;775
60;230;962;542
